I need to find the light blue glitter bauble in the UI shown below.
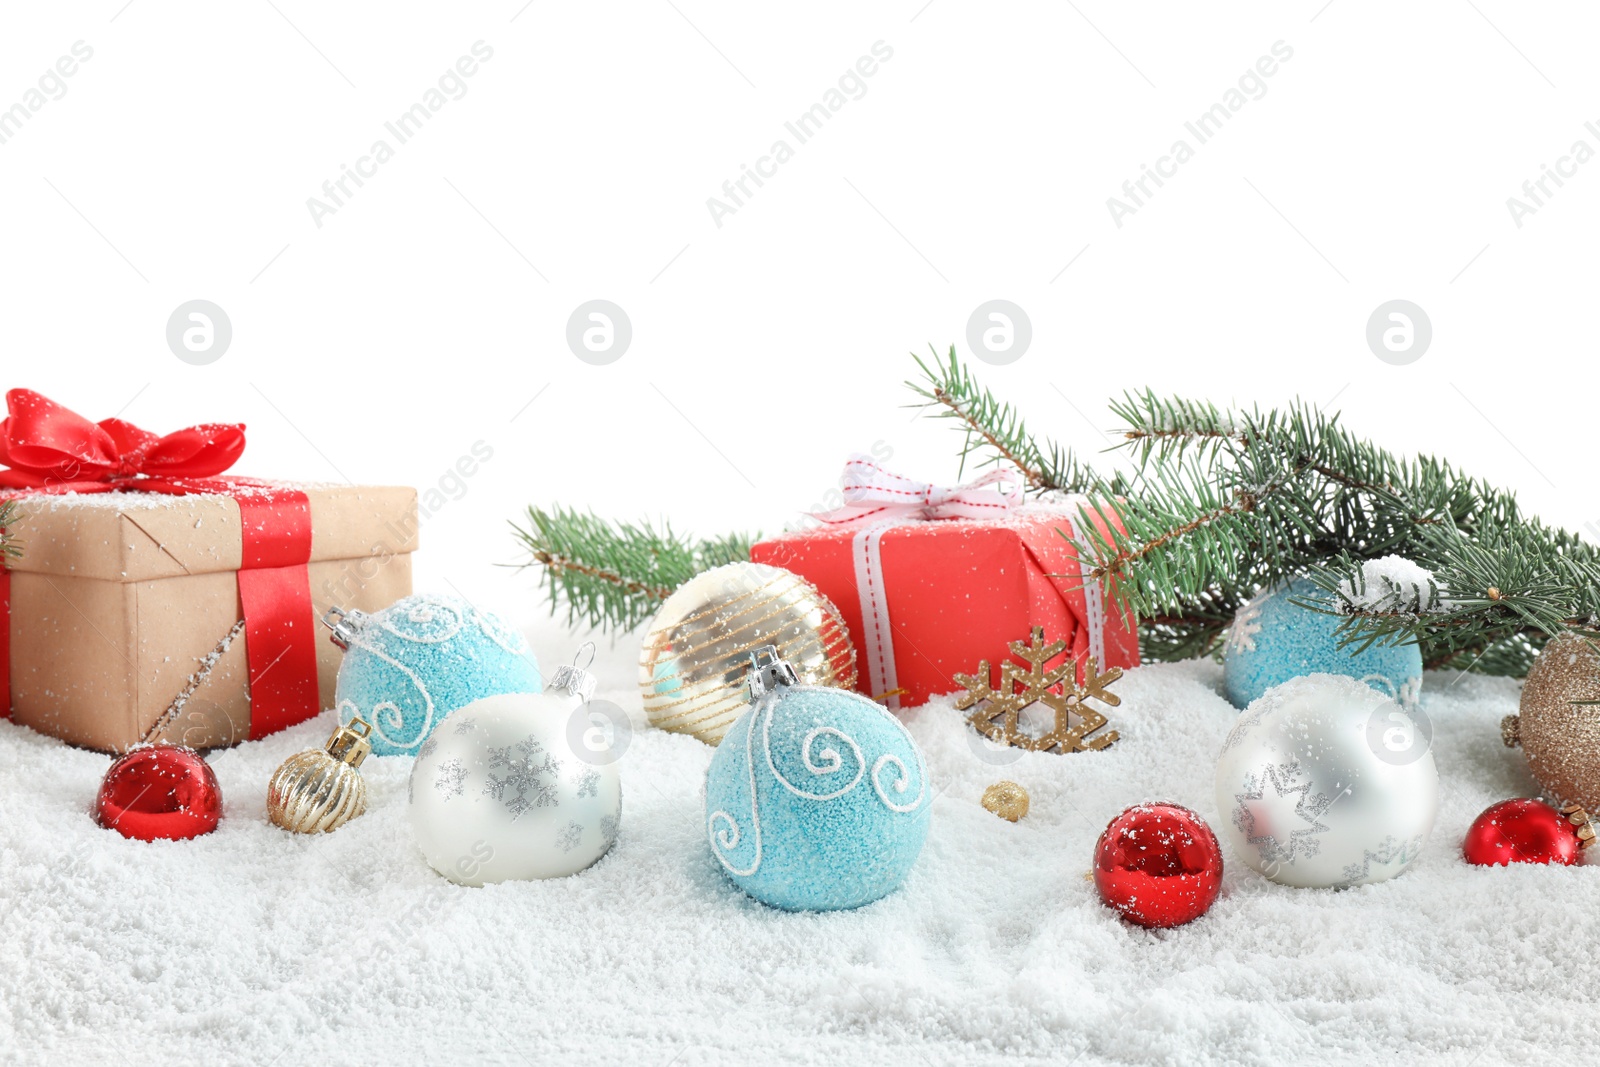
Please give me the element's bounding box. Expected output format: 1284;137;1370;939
1223;579;1422;710
705;680;931;912
333;593;541;757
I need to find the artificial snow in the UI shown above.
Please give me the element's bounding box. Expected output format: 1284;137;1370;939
0;613;1589;1066
1337;555;1450;615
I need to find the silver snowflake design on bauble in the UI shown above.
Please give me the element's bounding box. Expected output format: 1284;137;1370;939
1220;702;1274;755
599;814;619;844
435;758;468;800
418;735;439;760
481;735;562;820
453;717;478;735
556;821;584;853
1232;759;1335;864
575;768;601;799
1227;589;1271;653
1340;834;1424;886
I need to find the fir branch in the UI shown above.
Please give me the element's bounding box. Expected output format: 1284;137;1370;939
906;344;1097;494
511;506;756;632
1110;389;1245;465
919;354;1600;676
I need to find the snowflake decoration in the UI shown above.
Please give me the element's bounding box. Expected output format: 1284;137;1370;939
453;717;478;735
481;735;562;820
555;822;584;853
575;768;601;799
1221;701;1273;754
1340;834;1424;885
599;814;620;844
418;735;439;760
1231;759;1335;864
434;758;468;800
1227;590;1271;653
953;627;1120;754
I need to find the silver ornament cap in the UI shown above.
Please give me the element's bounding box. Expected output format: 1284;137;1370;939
320;605;369;651
747;644;799;701
549;642;598;702
1214;673;1439;889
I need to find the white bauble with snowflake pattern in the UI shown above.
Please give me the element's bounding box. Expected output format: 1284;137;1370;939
407;661;621;885
1214;673;1438;889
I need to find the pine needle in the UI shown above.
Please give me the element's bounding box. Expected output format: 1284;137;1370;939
905;351;1600;676
510;506;756;632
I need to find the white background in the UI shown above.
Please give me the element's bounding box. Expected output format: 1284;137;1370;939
2;1;1593;626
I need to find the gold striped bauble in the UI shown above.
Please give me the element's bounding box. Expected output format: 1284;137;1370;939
639;562;856;745
267;717;372;834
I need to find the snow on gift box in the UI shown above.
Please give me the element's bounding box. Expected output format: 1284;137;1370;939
1223;572;1424;710
408;651;621;885
1214;674;1438;889
323;593;542;757
704;645;931;912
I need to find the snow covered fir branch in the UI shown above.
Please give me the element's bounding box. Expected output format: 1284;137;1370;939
514;348;1599;678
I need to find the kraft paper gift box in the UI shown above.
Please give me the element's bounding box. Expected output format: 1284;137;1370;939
0;484;417;752
0;388;416;752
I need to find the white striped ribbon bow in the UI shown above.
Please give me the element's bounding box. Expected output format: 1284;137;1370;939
811;455;1025;525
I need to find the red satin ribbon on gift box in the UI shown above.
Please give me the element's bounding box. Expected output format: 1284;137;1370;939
0;389;321;739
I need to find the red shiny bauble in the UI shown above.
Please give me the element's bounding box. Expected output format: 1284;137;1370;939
1093;802;1223;929
94;744;223;841
1463;798;1580;867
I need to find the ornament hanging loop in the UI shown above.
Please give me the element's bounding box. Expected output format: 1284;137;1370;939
320;605;369;651
551;642;598;702
748;645;798;700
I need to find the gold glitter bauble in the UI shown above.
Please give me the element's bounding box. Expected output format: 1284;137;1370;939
981;781;1030;822
267;718;372;834
639;562;856;745
1503;632;1600;810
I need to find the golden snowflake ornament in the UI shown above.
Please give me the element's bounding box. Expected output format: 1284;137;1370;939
953;627;1122;754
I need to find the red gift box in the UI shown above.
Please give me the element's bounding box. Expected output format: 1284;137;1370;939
750;460;1139;708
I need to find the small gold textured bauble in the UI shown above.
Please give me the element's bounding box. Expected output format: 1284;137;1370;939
639;562;856;745
267;718;372;834
981;781;1030;822
1504;632;1600;810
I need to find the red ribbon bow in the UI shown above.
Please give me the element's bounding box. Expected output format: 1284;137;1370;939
0;388;246;489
